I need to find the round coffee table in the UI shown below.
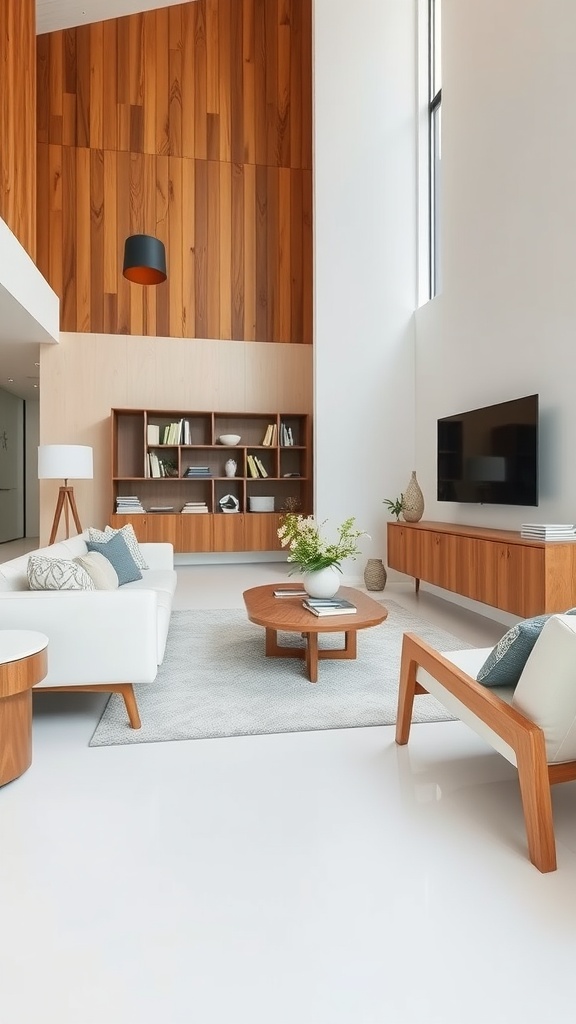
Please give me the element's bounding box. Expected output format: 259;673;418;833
243;584;387;683
0;630;48;786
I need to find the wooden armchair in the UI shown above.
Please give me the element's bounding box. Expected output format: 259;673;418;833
395;615;576;872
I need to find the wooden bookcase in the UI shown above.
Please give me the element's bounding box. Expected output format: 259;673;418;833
387;520;576;617
109;409;312;553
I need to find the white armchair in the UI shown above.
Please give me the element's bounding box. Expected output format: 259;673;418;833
396;614;576;872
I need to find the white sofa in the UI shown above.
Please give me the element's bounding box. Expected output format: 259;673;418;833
0;532;177;728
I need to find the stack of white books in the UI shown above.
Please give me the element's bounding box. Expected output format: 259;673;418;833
115;496;145;513
181;501;209;514
521;523;576;541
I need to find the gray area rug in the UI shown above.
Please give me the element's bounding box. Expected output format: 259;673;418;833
89;600;470;747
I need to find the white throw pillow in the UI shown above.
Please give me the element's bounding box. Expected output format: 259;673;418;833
74;551;119;590
27;554;95;591
88;524;148;569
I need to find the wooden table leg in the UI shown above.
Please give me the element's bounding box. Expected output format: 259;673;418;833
305;632;319;683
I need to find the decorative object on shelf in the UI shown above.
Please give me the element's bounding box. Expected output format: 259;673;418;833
219;494;240;513
38;444;93;544
217;434;241;445
122;234;167;285
277;514;369;599
224;459;237;478
383;495;404;521
282;496;302;513
364;558;387;592
249;496;275;512
402;471;424;522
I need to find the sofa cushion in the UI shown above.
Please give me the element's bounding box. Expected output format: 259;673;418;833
87;531;142;585
27;554;95;591
88;524;148;569
513;615;576;762
74;551;119;590
476;611;576;687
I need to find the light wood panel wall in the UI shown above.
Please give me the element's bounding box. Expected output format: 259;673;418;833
1;0;36;259
36;0;312;342
39;333;313;541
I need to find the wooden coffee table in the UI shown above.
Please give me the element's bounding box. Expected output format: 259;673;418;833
243;584;387;683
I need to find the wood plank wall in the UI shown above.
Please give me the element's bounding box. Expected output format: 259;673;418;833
36;0;312;343
1;0;37;259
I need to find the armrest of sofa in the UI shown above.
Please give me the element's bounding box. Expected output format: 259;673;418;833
139;543;174;570
0;589;160;686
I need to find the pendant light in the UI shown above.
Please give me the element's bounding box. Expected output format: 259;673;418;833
122;234;167;285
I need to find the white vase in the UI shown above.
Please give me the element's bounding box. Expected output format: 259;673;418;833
224;459;237;478
302;566;341;599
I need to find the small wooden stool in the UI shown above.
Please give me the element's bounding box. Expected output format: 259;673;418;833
0;631;48;786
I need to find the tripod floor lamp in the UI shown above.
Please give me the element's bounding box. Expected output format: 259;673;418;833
38;445;93;544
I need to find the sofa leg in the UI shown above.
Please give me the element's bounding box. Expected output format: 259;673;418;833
516;736;556;872
113;684;142;729
396;635;419;745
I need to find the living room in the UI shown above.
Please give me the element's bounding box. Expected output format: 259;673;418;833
2;1;576;1023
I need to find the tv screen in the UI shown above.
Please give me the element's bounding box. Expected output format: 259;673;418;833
437;395;539;506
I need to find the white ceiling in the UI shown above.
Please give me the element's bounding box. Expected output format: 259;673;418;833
37;0;194;35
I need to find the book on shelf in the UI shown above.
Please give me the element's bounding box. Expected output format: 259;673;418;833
116;496;145;513
254;456;268;477
302;597;357;616
261;423;274;446
270;423;278;446
148;506;175;512
273;587;307;597
247;454;260;478
280;422;294;446
147;423;160;445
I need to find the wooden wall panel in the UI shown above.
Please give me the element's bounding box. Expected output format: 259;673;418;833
36;0;312;343
1;0;36;259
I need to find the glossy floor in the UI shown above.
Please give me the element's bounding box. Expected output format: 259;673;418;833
1;558;576;1024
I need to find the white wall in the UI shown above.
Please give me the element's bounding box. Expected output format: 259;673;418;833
416;0;576;533
313;0;418;577
25;399;39;537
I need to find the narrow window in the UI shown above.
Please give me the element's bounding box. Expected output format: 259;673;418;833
429;0;442;296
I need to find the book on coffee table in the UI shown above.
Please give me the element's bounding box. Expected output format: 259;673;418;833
302;598;357;616
273;588;308;597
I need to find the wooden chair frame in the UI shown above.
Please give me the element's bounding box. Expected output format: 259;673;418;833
396;632;576;873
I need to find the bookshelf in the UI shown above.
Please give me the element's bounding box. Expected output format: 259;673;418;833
110;409;313;553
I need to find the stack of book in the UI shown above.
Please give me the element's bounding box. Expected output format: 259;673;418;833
115;495;145;514
184;466;212;478
279;422;294;446
181;502;209;514
302;597;358;616
247;454;268;478
261;423;278;446
521;523;576;541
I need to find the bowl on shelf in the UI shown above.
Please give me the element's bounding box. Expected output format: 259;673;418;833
217;434;241;445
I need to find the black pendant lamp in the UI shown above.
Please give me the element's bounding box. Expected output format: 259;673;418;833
122;234;167;285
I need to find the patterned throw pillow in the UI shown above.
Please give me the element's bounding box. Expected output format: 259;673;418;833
477;610;576;687
88;524;148;569
74;551;119;590
27;554;95;591
87;531;142;585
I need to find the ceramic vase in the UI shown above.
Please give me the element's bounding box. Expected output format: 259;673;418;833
363;558;387;592
402;471;424;522
224;459;237;478
302;566;341;599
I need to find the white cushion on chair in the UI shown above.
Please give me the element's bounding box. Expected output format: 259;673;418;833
513;615;576;763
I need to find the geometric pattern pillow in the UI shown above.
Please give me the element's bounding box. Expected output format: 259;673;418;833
88;524;148;569
27;554;96;591
86;530;142;585
476;610;576;687
74;551;119;590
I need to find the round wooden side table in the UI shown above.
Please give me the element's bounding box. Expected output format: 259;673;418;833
0;630;48;786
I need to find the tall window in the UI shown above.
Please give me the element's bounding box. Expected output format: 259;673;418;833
429;0;442;296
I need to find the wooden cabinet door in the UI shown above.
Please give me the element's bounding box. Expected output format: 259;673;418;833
213;514;245;551
109;514;148;542
145;514;180;546
178;515;213;553
387;524;421;577
496;544;544;617
419;531;459;591
244;513;284;551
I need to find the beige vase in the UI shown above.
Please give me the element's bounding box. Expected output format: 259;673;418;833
363;558;387;592
402;471;424;523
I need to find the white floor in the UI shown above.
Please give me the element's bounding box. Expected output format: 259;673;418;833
2;550;576;1024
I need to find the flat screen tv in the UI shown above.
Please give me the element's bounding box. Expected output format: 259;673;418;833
437;394;539;506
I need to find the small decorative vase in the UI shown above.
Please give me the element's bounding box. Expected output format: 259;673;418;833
302;566;341;599
402;470;424;522
364;558;387;592
224;459;237;478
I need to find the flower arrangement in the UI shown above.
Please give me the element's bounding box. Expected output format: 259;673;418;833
277;514;368;574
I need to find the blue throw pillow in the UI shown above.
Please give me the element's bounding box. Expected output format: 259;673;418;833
477;610;576;687
87;531;142;586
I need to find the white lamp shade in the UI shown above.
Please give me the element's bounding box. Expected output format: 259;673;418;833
38;445;93;480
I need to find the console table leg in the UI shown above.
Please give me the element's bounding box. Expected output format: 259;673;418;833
415;578;420;594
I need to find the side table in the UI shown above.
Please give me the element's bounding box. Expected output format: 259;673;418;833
0;630;48;786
